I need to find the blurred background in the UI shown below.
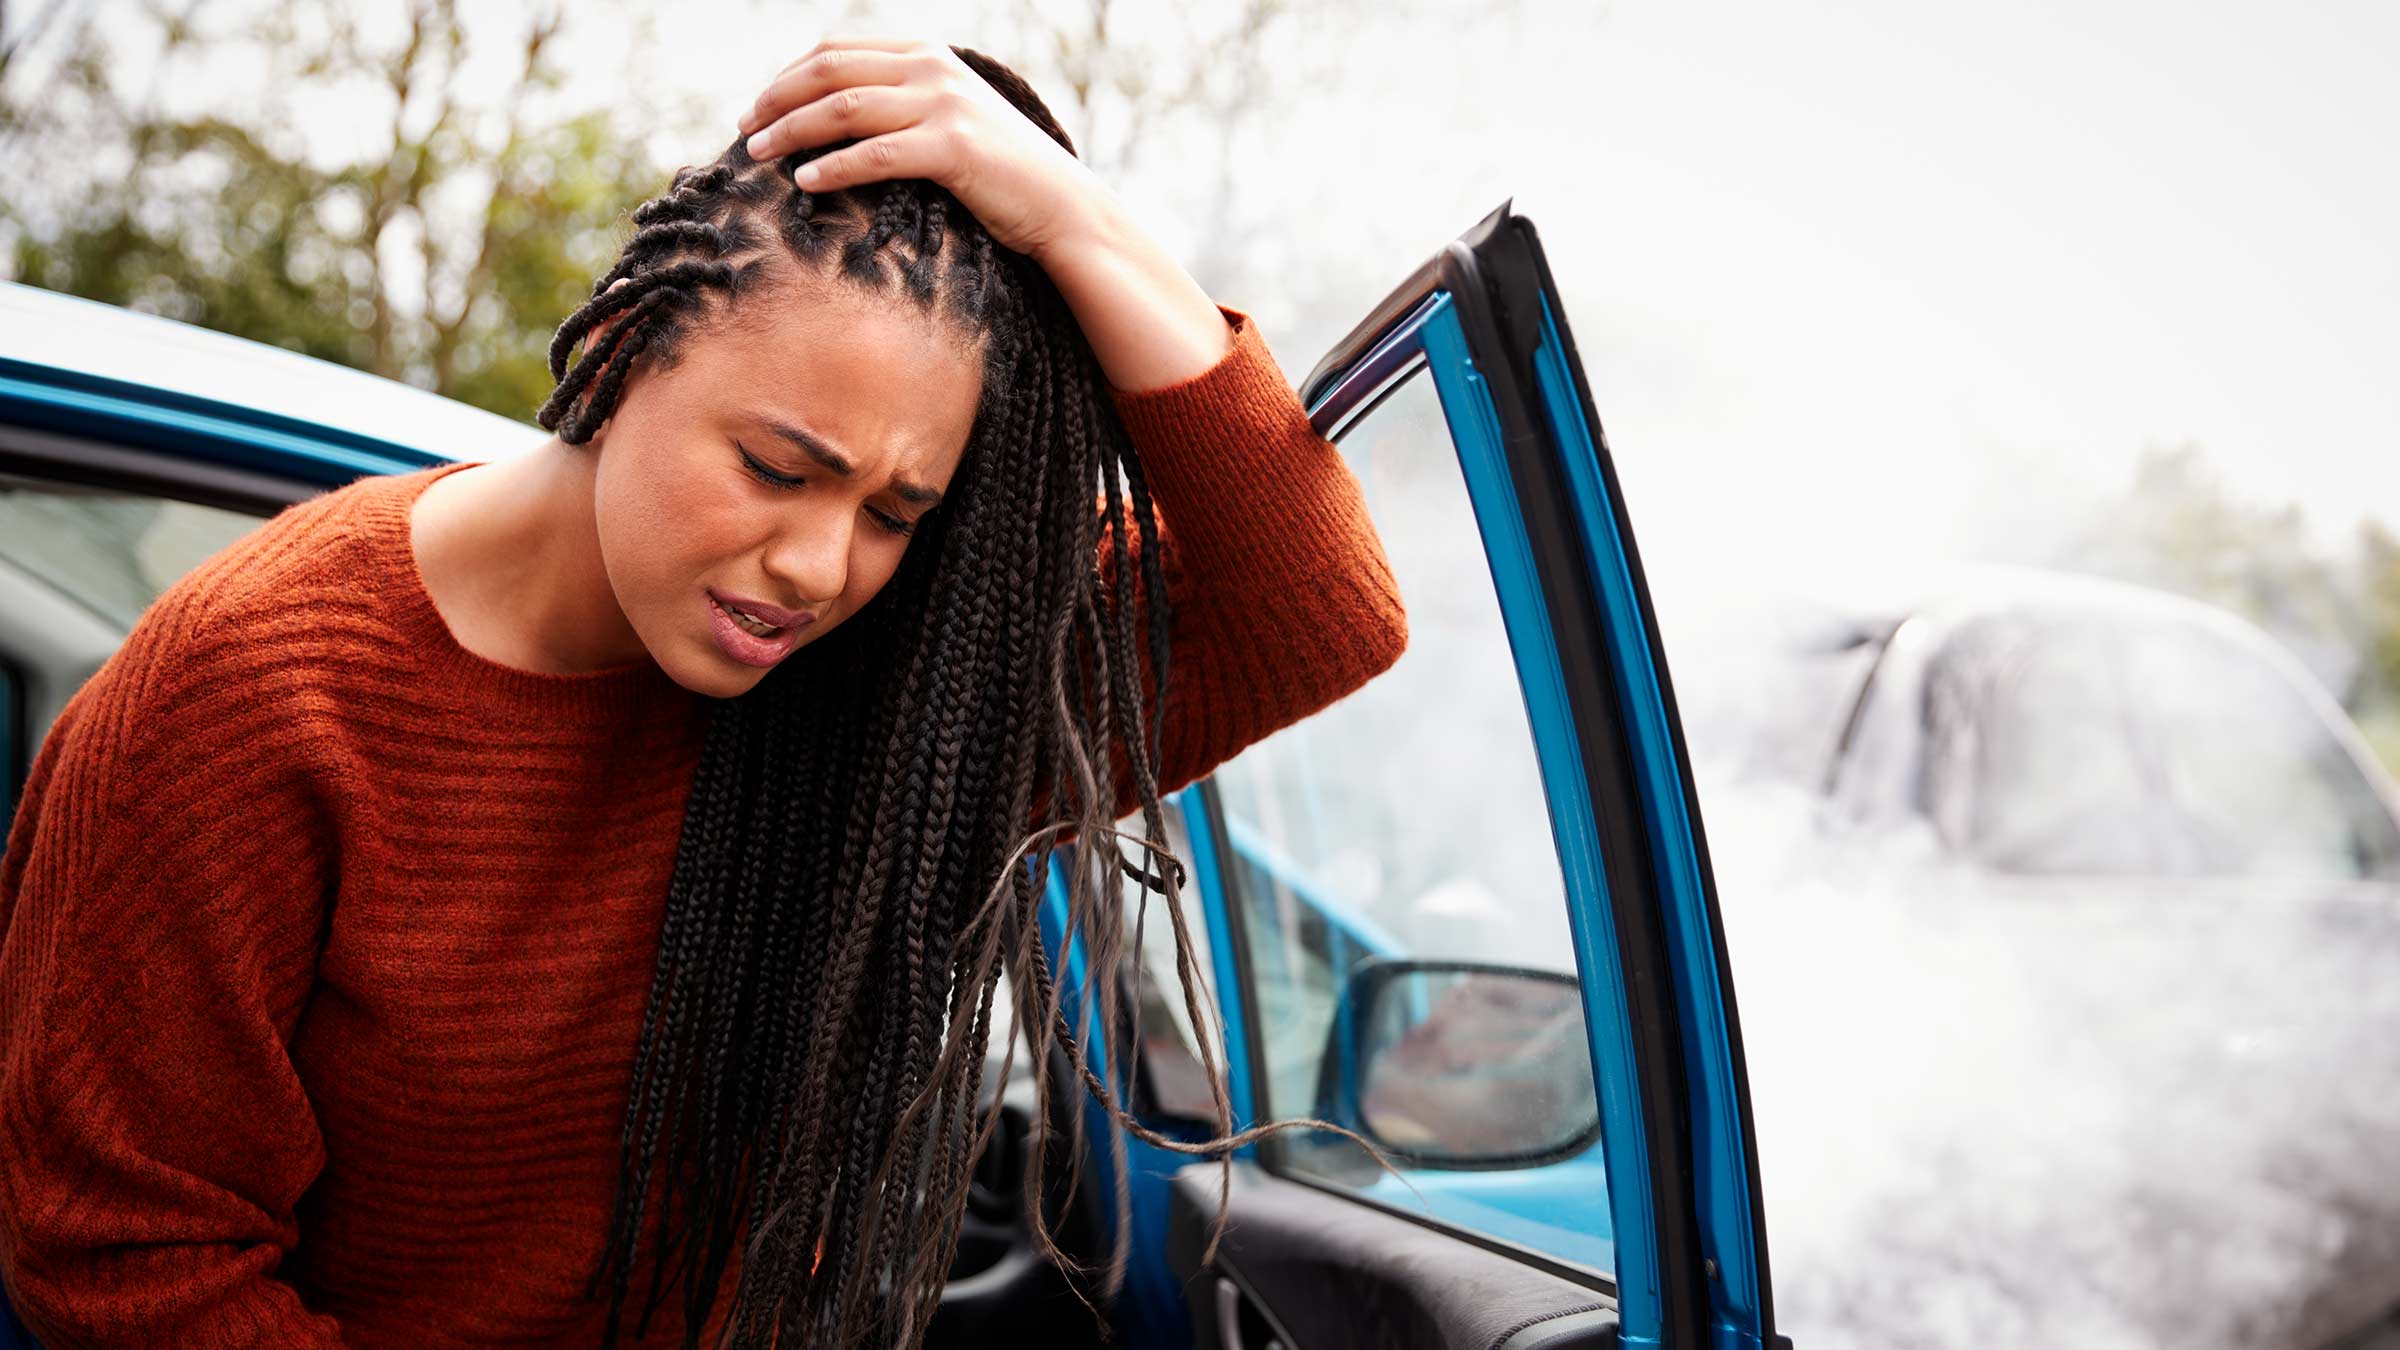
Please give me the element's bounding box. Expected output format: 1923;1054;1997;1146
5;1;2398;1346
6;0;2397;753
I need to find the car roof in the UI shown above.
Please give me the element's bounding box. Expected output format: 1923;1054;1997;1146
1890;564;2315;664
0;280;541;464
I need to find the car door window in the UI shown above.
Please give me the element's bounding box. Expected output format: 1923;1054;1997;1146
1201;371;1613;1274
0;477;257;630
1106;796;1231;1123
0;475;259;817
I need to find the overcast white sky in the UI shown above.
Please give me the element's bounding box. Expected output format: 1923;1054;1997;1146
1498;0;2400;590
624;0;2400;604
22;0;2398;601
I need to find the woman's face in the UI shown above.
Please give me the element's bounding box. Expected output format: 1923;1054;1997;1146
586;270;985;699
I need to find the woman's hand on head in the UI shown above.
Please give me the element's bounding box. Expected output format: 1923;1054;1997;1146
736;38;1104;264
738;36;1235;394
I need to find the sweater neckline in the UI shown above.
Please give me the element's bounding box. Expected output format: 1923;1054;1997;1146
361;458;693;721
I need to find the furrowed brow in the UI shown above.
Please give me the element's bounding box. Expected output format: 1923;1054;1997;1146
766;420;945;508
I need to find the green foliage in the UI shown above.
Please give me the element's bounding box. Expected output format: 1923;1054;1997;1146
2061;443;2400;776
2359;524;2400;704
10;114;389;371
430;109;664;421
2069;445;2361;673
0;0;678;424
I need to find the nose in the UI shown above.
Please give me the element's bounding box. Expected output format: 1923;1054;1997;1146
760;502;852;608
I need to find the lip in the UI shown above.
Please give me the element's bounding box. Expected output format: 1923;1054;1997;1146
710;590;811;628
705;589;814;669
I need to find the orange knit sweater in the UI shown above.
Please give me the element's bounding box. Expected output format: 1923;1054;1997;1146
0;305;1406;1347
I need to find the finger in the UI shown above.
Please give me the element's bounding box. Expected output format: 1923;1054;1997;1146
790;33;924;66
810;33;925;55
747;83;935;164
738;43;921;133
765;34;925;84
758;36;911;90
762;34;930;94
789;128;944;194
742;48;911;135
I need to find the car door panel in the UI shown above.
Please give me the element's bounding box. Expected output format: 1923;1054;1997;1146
1134;203;1781;1350
1167;1163;1619;1350
1513;252;1773;1346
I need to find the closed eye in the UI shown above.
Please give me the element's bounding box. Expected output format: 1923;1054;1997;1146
736;442;915;537
736;442;802;488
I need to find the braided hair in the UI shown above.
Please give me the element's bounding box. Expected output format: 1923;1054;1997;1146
536;48;1281;1350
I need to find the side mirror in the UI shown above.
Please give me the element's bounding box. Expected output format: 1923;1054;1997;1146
1326;959;1600;1169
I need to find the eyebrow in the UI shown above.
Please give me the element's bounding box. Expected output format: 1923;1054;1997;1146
763;419;945;507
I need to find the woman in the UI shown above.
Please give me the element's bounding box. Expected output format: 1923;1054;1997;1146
0;40;1405;1350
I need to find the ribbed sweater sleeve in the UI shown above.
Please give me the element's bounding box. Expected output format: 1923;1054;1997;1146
0;583;347;1346
1083;303;1410;825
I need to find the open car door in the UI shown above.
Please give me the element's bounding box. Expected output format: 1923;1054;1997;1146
1074;202;1787;1350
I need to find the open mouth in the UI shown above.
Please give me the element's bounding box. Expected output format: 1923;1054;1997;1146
705;591;809;669
716;597;785;637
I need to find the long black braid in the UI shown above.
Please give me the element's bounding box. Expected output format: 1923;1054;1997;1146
530;48;1344;1350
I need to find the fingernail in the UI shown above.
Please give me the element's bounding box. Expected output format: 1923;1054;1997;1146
794;163;822;188
746;131;768;157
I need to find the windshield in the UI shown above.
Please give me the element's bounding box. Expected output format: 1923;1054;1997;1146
1920;607;2400;880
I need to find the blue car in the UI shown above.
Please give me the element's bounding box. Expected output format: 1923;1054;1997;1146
0;204;1780;1350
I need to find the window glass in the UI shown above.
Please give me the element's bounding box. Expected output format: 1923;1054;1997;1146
1002;799;1220;1121
0;476;261;829
0;477;258;628
1203;373;1612;1274
1919;608;2400;880
1110;796;1226;1122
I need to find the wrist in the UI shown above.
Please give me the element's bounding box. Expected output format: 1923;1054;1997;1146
1026;185;1232;392
1027;180;1129;273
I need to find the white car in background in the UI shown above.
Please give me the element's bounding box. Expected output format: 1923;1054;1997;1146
1823;568;2400;882
1711;565;2400;1349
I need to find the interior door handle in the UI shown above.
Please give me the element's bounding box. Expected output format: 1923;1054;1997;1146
1216;1278;1250;1350
1215;1275;1289;1350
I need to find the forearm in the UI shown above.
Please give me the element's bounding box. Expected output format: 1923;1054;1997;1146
1032;187;1234;395
2;1232;348;1349
1082;305;1407;821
